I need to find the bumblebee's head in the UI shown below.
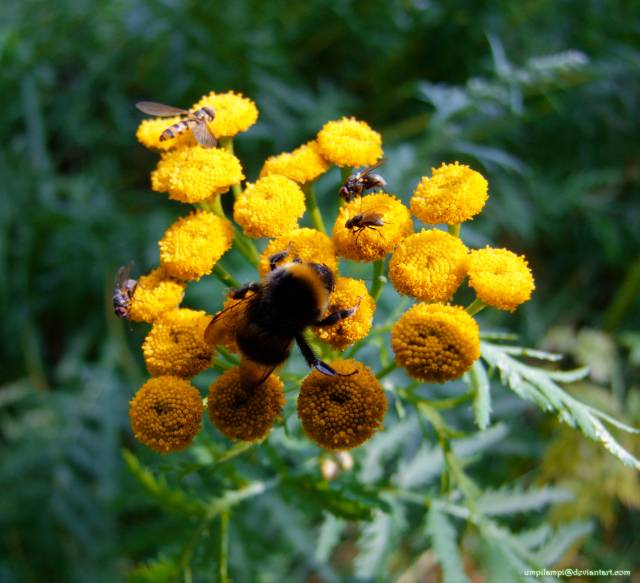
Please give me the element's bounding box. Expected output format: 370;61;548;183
308;262;335;295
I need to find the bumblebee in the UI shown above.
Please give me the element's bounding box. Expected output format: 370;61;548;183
113;262;137;319
338;160;387;202
205;250;360;380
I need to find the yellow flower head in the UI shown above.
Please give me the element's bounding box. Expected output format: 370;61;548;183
233;175;306;238
259;140;330;184
129;267;186;323
468;247;535;311
159;211;234;281
391;303;480;383
208;367;284;441
143;309;214;378
389;229;469;302
297;359;387;451
317;117;383;168
258;228;338;277
136;116;196;151
411;162;489;225
332;193;413;262
312;278;375;350
129;376;203;454
151;146;244;203
191;91;259;139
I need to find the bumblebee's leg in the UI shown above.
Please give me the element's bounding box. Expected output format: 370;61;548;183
230;282;261;300
295;334;339;376
315;298;362;327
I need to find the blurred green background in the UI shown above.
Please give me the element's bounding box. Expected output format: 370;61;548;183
1;1;639;581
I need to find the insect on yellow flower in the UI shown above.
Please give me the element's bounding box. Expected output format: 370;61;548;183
233;175;306;238
128;267;186;323
159;210;234;281
259;140;330;184
136;116;197;151
129;376;204;454
317;117;383;168
297;360;387;451
468;247;535;311
411;162;489;225
389;229;469;302
191;90;259;139
391;303;480;383
208;366;285;442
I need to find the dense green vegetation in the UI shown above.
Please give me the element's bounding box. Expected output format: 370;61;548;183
1;1;639;581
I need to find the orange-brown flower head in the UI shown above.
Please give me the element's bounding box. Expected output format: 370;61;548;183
391;303;480;383
389;229;469;302
129;376;203;454
317;117;383;168
258;228;338;277
208;367;285;441
191;91;259;139
159;211;234;281
312;278;375;350
468;247;535;311
297;360;387;450
259;141;330;184
332;193;413;262
129;267;186;323
143;309;214;378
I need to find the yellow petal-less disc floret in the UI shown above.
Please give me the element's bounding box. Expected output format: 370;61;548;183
297;360;387;451
312;278;375;350
258;228;338;277
129;376;204;454
411;162;489;225
191;91;259;139
332;193;413;262
468;247;535;312
389;229;469;302
128;267;186;323
136;116;197;151
391;303;480;383
317;117;383;168
151;146;244;203
159;211;234;281
208;367;284;441
233;175;306;238
143;309;214;378
259;141;330;184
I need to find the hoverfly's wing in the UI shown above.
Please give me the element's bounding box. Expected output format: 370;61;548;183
192;120;217;148
360;158;385;177
204;294;253;346
114;261;134;289
136;101;189;117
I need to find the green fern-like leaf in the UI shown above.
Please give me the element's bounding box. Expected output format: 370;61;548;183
475;486;573;516
470;359;491;430
426;505;470;583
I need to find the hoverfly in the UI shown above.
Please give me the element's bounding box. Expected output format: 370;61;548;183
113;262;137;319
135;101;217;148
344;212;386;245
338;160;387;202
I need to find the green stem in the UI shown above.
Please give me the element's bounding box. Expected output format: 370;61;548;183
465;297;487;316
376;361;397;380
210;194;226;218
303;183;326;233
219;511;230;583
220;138;243;200
213;264;240;288
369;259;386;301
232;226;261;266
430;390;474;410
447;223;461;237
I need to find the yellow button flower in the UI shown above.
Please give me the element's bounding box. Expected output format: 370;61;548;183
258;228;338;277
332;193;413;262
208;367;285;441
159;211;234;281
297;359;387;451
143;309;214;378
468;247;535;311
391;303;480;383
317;117;383;168
129;267;186;323
389;229;469;302
312;278;375;350
233;175;306;238
411;162;489;225
259;140;330;184
151;146;244;203
191;91;259;139
129;376;204;454
136;116;196;151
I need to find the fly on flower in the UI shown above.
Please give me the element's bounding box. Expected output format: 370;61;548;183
338;160;387;202
113;262;137;319
345;211;387;245
136;101;217;148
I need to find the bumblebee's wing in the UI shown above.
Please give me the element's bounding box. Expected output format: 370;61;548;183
204;295;253;346
136;101;188;117
192;120;217;148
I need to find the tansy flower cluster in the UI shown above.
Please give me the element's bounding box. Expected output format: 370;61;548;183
121;89;535;456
